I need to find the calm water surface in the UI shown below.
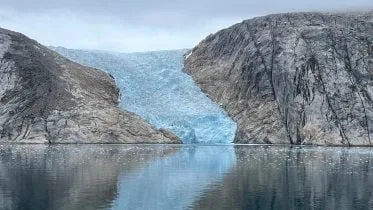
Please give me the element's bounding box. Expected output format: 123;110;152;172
0;144;373;210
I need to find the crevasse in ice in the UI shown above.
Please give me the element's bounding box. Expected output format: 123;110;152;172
52;47;236;144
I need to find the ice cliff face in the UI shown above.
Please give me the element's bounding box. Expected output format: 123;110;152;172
0;28;180;144
53;48;236;144
185;12;373;146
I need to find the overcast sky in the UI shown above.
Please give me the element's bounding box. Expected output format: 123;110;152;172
0;0;372;52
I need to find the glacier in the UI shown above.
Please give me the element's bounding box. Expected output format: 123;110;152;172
52;47;236;144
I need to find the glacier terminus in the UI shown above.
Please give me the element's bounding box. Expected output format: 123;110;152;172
52;48;237;144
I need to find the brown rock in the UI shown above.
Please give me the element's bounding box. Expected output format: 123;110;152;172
0;28;181;144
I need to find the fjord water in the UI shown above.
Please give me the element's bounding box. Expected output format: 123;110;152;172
52;47;236;144
1;145;373;210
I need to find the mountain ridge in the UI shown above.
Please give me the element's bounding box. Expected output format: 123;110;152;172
185;11;373;146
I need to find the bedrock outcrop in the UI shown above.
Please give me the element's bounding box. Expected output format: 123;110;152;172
0;28;180;144
185;12;373;146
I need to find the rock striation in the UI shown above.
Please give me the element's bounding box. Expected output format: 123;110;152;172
0;28;180;144
185;12;373;146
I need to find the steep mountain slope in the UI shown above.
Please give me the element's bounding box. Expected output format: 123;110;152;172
185;12;373;146
0;28;180;144
52;48;236;144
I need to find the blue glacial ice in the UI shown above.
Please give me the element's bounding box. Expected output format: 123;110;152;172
52;48;236;144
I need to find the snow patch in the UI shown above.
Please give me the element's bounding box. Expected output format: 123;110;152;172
184;50;193;60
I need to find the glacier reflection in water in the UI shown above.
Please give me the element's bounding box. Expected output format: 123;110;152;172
112;145;236;210
52;47;236;144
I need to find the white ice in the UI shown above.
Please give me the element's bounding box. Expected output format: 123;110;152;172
53;47;236;144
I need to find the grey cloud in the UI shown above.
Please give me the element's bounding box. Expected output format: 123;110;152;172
4;1;373;31
3;0;373;21
0;0;372;51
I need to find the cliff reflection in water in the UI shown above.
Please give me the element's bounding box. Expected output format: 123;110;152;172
0;145;179;210
193;146;373;210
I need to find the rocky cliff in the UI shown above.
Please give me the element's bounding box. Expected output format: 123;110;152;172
0;28;180;144
185;12;373;146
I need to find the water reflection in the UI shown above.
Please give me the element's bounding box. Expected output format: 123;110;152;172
112;146;236;210
192;146;373;210
0;144;179;210
1;145;373;210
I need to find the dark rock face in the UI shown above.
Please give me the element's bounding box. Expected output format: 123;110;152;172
185;12;373;145
0;28;181;144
